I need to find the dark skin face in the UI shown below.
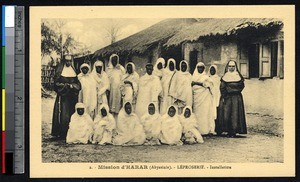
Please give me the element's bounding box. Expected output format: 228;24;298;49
197;65;205;74
148;104;155;115
101;108;107;117
169;61;175;71
124;103;132;115
184;108;191;118
111;56;118;67
77;108;85;116
96;66;102;74
157;62;163;70
181;62;187;72
168;106;176;117
127;64;133;74
65;59;72;67
81;66;89;74
146;65;153;75
210;66;216;75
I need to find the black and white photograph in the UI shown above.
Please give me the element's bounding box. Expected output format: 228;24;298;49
30;6;295;177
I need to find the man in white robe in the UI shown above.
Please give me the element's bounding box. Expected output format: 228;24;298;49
106;54;125;118
113;102;146;146
140;103;162;145
136;63;162;118
208;65;221;120
78;63;97;119
91;60;110;116
153;57;165;80
120;62;139;110
93;104;116;145
160;105;183;145
66;103;94;144
169;60;193;114
179;106;204;144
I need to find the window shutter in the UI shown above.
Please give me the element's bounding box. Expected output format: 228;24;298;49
259;43;271;78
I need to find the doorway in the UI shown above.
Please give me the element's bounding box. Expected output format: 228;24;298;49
189;49;198;74
248;44;260;78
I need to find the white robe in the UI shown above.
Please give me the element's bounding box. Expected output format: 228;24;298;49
160;107;182;145
93;112;116;145
113;109;146;146
209;73;221;119
179;107;204;144
153;58;165;80
66;104;94;144
135;74;162;118
140;112;162;145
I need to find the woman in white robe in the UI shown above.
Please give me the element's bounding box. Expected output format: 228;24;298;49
140;103;162;145
169;60;193;114
153;57;165;80
136;63;162;118
179;106;204;144
160;105;183;145
113;102;146;146
66;103;94;144
192;62;215;135
120;62;139;110
160;58;176;115
93;104;116;145
106;54;125;117
78;63;97;119
91;60;110;116
208;65;221;120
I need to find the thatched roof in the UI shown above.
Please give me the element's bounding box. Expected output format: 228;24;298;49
93;18;198;58
165;18;283;46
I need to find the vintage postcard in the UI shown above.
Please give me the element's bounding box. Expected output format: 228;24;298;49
30;5;295;177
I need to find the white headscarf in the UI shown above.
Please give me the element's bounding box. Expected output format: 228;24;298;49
208;65;218;77
164;58;176;75
179;60;190;75
78;63;91;79
222;61;242;82
192;62;209;83
107;54;125;74
153;57;166;78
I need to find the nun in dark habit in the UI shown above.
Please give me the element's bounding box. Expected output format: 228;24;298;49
51;55;81;140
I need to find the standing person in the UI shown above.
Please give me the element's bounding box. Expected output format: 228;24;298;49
208;65;221;122
160;58;176;115
78;63;97;119
113;102;146;146
120;62;139;110
66;103;94;144
160;105;183;146
91;60;110;116
140;103;162;146
216;60;247;137
169;60;193;114
136;63;162;118
179;106;204;144
51;55;81;140
153;57;165;79
192;62;215;135
106;54;125;118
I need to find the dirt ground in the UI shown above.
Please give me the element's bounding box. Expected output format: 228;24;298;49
42;97;283;163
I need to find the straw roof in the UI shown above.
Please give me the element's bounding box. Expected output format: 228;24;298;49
165;18;283;46
93;18;198;57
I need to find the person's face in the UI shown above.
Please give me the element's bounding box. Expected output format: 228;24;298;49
184;108;191;118
210;67;216;75
81;66;89;74
169;61;175;71
111;56;118;67
181;62;187;72
168;107;176;117
65;59;72;67
157;62;163;70
77;108;85;116
125;103;132;115
146;65;153;75
228;64;235;72
197;66;205;74
127;64;133;74
101;108;107;117
96;66;102;74
148;104;155;115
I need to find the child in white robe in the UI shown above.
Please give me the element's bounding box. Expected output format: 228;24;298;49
113;102;146;146
93;104;116;145
66;103;94;144
160;105;183;146
140;103;162;145
179;106;204;144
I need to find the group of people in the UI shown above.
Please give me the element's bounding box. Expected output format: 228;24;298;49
51;54;247;146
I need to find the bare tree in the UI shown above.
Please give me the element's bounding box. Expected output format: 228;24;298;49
105;19;123;44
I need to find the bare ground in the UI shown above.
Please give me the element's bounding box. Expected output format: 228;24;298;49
42;98;283;163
